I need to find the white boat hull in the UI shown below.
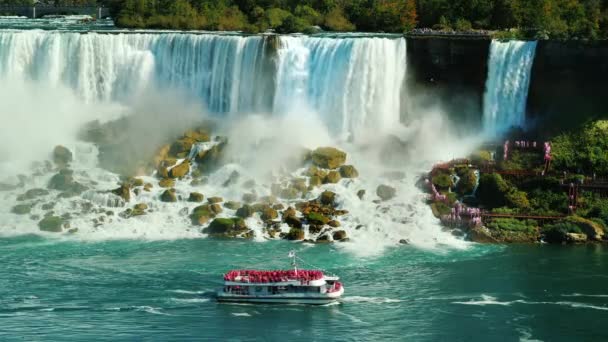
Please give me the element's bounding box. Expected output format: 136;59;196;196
216;288;344;305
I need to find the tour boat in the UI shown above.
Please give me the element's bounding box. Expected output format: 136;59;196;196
216;252;344;305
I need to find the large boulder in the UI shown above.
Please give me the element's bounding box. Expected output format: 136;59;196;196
285;215;302;229
311;147;347;169
48;169;75;191
261;208;279;221
204;218;248;237
323;171;342;184
567;216;605;241
111;183;131;202
208;197;223;204
224;201;241;210
160;189;177;202
332;230;347;241
17;188;49;201
53;145;73;167
376;185;396;201
285;228;305;241
158;178;175;188
339;165;359;178
236;204;254;218
307;212;330;225
169;137;196;159
38;216;64;233
11;204;32;215
319;191;336;207
188;192;205;202
169;160;190;178
190;205;215;225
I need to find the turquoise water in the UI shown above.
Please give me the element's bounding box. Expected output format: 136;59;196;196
2;237;607;341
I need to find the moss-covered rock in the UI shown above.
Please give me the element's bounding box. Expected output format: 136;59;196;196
53;145;73;166
307;212;330;225
261;207;279;221
285;215;302;229
431;173;453;190
38;216;64;233
190;205;215;225
376;184;396;201
169;137;196;158
319;191;336;206
309;176;322;188
566;216;605;241
204;217;248;237
357;189;366;200
209;203;223;215
11;204;32;215
158;178;175;188
476;173;510;209
339;165;359;178
169;160;190;178
160;189;177;202
279;187;299;200
285;228;305;241
323;171;342;184
188;192;204;202
17;188;49;201
48;169;75;191
224;201;241;210
208;197;223;204
456;169;478;196
316;234;331;243
143;183;153;192
328;220;341;228
312;147;347;169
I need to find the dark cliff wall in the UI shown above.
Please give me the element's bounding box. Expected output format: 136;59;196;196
406;37;608;134
528;41;608;134
405;37;490;130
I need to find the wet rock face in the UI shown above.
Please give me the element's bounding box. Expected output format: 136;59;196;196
188;192;204;203
286;228;305;241
38;216;64;233
339;165;359;178
169;160;190;178
111;183;131;202
53;145;73;167
311;147;347;169
376;185;396;201
160;189;177;202
203;218;248;237
190;205;215;225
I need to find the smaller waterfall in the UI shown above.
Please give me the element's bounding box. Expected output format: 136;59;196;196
483;40;537;136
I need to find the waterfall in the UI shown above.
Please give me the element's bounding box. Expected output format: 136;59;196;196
0;30;407;138
483;40;537;136
274;36;407;139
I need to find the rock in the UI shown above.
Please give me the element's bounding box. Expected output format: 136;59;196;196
38;216;64;233
279;187;299;200
183;129;210;142
190;205;215;225
285;228;305;241
339;165;359;178
309;176;322;188
208;197;223;204
307;212;330;225
160;189;177;202
224;201;241;210
222;171;240;187
316;234;331;243
209;203;223;215
204;218;248;237
169;160;190;178
323;171;342;184
567;216;605;241
332;230;347;241
158;178;175;188
319;191;336;206
188;192;205;202
259;195;277;205
17;188;49;201
309;224;323;234
291;178;308;192
236;205;254;218
261;208;279;221
399;239;409;244
312;147;347;169
169;137;196;158
376;184;396;201
131;203;148;216
328;220;341;228
53;145;73;166
111;183;131;202
41;202;55;211
285;215;302;229
469;226;499;243
242;193;257;204
131;178;144;187
357;189;366;200
48;169;75;191
566;232;588;243
273;203;285;211
67;228;79;234
11;204;32;215
143;183;153;192
283;207;297;218
383;171;406;180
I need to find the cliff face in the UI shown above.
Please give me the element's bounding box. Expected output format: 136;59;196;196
528;41;608;133
406;37;608;133
405;37;490;129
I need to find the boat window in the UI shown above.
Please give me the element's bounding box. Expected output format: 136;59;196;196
255;287;262;292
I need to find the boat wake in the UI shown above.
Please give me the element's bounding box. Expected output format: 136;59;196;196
341;296;403;304
453;294;608;311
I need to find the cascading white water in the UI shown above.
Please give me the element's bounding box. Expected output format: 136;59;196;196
274;36;407;140
0;31;271;112
482;40;537;136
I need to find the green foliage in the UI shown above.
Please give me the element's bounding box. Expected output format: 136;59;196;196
323;6;355;32
476;173;510;208
542;221;582;242
431;201;451;217
432;172;453;190
456;169;478;196
553;121;608;175
486;218;537;233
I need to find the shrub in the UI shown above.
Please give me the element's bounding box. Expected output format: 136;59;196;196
323;7;355;31
432;173;453;190
476;173;510;208
456;169;478;196
542;222;582;243
486;218;537;233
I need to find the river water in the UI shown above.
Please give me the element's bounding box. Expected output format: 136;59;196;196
1;17;607;341
2;236;607;341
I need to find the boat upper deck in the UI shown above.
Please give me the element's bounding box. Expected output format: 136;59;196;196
223;270;328;285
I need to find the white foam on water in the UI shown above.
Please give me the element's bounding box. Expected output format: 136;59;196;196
342;296;403;304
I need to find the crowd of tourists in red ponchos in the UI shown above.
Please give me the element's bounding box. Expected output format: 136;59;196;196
224;270;324;283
